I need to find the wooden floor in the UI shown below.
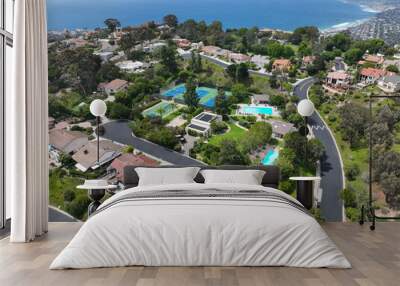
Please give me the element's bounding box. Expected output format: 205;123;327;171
0;222;399;286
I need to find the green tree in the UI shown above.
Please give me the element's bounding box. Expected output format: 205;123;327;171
218;139;250;165
215;87;229;116
237;63;250;84
160;44;178;75
231;83;249;103
104;18;121;32
183;77;199;109
163;14;178;27
344;48;363;65
59;153;75;167
326;33;352;52
386;65;399;73
108;102;131;119
96;62;122;83
338;102;369;148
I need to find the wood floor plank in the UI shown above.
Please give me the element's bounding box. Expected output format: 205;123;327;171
0;222;399;286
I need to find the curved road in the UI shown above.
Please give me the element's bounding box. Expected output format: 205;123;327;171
294;78;344;222
102;121;205;166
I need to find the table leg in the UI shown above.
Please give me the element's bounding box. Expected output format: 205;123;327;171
296;181;314;210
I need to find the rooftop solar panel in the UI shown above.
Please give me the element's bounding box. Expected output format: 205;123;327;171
187;124;207;132
196;113;214;122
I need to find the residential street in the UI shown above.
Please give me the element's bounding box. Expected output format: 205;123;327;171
294;78;344;222
102;120;205;166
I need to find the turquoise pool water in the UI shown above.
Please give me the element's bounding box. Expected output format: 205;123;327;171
242;106;273;115
262;149;279;165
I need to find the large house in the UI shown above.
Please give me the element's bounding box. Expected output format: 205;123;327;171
115;60;148;73
378;75;400;93
49;129;88;155
359;68;392;85
108;153;159;183
301;56;316;69
326;71;352;91
228;52;251;63
251;55;269;70
359;54;385;66
72;140;123;172
102;79;129;95
174;38;192;50
266;120;296;139
202;45;229;58
272;59;292;72
186;112;222;137
251;94;270;105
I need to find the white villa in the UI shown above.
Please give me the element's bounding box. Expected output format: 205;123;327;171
186;112;222;137
378;75;400;93
115;60;148;73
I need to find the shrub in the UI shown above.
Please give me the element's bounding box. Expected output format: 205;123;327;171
279;180;296;195
345;164;360;181
63;189;76;202
345;207;360;222
65;195;91;219
341;188;357;208
211;121;228;134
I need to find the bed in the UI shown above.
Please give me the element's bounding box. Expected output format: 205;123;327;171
50;166;351;269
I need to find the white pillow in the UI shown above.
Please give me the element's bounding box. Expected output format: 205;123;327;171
200;169;266;185
136;167;201;186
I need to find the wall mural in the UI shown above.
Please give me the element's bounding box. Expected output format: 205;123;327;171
47;3;400;222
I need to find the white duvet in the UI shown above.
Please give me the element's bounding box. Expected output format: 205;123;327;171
50;183;351;269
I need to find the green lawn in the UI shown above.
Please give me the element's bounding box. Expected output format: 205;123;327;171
49;170;85;208
208;123;247;146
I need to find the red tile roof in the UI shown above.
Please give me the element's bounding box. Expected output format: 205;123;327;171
360;68;390;79
104;79;128;91
110;153;159;181
364;55;384;64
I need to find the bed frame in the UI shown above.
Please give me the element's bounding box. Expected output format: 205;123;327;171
122;165;281;189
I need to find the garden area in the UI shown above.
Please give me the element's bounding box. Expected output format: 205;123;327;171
310;83;400;221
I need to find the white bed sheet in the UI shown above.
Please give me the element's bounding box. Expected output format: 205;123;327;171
50;183;351;269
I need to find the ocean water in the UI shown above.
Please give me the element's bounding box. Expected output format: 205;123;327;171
47;0;375;31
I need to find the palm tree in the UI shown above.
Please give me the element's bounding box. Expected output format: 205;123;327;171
156;107;165;118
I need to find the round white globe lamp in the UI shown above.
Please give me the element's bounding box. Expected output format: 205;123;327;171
90;99;107;164
90;99;107;117
297;99;315;117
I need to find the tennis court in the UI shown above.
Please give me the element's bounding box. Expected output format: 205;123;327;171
142;101;177;118
162;84;231;108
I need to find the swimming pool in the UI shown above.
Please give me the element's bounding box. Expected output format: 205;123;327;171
142;101;176;118
241;105;274;115
262;149;279;165
162;84;231;108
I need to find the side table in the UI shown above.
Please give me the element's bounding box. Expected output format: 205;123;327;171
289;177;321;210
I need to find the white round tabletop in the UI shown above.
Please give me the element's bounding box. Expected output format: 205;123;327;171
289;176;321;181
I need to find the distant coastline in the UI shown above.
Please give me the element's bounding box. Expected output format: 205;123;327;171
47;0;376;32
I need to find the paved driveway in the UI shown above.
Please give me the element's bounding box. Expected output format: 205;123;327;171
102;121;205;166
294;78;344;222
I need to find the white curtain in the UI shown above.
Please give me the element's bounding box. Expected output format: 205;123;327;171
8;0;49;242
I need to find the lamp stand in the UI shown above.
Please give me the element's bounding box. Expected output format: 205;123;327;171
97;116;100;164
